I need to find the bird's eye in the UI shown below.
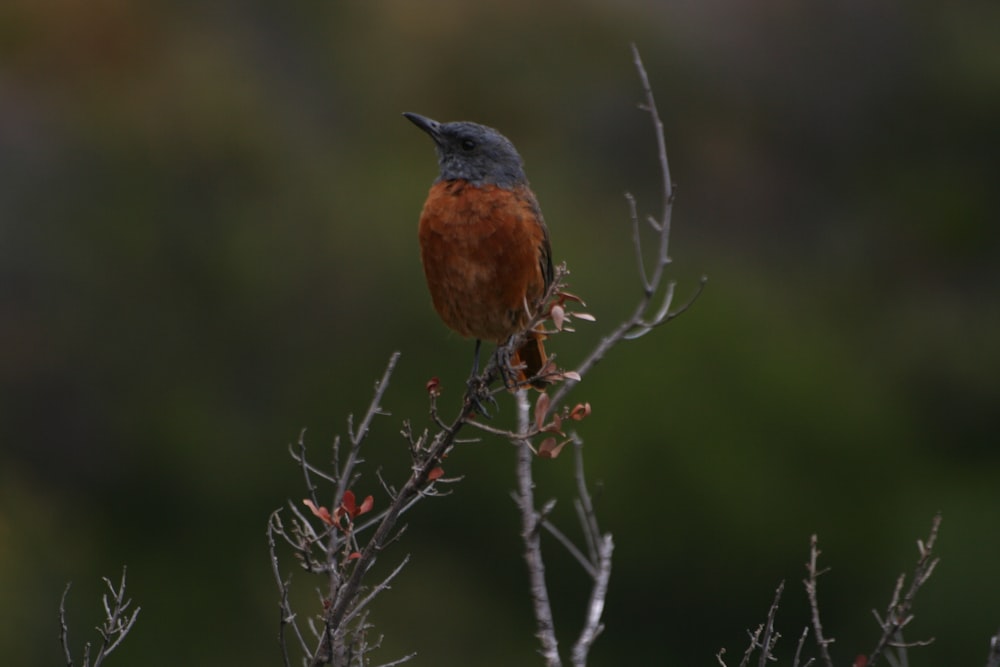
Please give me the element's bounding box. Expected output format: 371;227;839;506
461;139;476;151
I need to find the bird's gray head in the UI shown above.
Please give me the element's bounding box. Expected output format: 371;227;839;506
403;112;528;189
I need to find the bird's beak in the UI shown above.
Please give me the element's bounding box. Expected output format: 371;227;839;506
403;112;442;142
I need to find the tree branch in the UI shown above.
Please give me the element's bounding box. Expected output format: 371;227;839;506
804;534;836;667
58;568;140;667
514;389;562;667
866;513;941;667
986;627;1000;667
546;43;705;415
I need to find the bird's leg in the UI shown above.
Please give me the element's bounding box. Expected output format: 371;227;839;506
465;339;498;418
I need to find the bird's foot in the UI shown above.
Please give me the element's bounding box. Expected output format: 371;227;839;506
464;374;499;419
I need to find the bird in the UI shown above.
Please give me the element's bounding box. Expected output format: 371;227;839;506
403;112;554;393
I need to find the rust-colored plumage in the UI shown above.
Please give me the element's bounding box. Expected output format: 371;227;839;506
405;113;553;387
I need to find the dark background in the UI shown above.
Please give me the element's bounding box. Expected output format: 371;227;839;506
2;1;997;665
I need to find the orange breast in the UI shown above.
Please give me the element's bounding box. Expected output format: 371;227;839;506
418;180;550;342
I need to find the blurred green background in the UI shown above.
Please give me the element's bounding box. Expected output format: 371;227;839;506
2;1;997;665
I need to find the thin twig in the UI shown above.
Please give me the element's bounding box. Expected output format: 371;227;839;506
792;626;814;667
538;518;596;579
59;568;140;667
546;44;704;415
342;556;411;626
374;653;418;667
804;534;835;667
312;364;480;665
867;513;942;667
268;511;309;664
334;353;400;522
570;436;602;565
571;532;613;667
758;582;784;667
739;625;764;667
631;43;674;230
59;583;74;667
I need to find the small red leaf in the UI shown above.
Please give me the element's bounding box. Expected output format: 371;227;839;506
303;499;334;526
341;490;357;514
427;466;445;481
425;377;442;396
347;551;362;561
358;495;374;516
541;413;563;434
534;392;551;430
537;437;569;459
568;402;592;421
852;657;868;667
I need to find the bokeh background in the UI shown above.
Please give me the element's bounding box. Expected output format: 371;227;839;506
2;1;997;665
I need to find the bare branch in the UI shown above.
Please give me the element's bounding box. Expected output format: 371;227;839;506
373;653;418;667
986;627;1000;667
630;44;673;239
334;352;401;522
866;513;942;667
58;568;140;667
804;534;835;667
59;583;74;667
545;44;704;415
740;625;764;667
570;436;602;563
342;555;411;626
514;388;562;667
523;507;594;578
268;511;309;664
571;532;613;667
92;568;141;666
757;581;784;667
792;626;813;667
625;192;652;293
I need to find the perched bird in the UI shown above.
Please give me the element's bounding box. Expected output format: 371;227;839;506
403;112;554;390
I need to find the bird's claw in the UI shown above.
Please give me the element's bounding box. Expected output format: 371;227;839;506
465;375;498;419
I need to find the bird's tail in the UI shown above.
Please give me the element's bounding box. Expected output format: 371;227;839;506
512;328;550;391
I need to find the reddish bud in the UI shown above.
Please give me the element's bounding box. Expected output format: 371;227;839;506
425;376;442;396
427;466;445;482
568;402;592;421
